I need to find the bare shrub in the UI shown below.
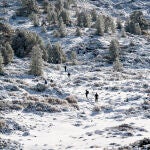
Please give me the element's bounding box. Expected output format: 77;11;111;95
65;95;78;104
92;105;101;112
46;97;68;105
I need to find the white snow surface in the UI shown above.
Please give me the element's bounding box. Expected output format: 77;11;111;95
0;0;150;149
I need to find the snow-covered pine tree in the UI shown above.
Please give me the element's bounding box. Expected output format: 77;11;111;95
109;39;120;62
113;57;123;72
0;52;4;75
29;45;43;76
95;15;105;36
59;9;70;25
76;27;82;36
4;42;14;64
91;9;97;21
47;42;66;64
30;13;39;27
58;17;67;37
134;23;142;35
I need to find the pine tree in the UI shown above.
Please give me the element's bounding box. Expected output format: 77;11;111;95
55;0;64;12
58;18;67;37
0;43;14;65
77;11;91;28
59;9;70;25
4;42;14;64
116;18;122;30
113;57;123;72
76;27;82;36
47;42;66;64
134;23;141;35
70;51;77;65
109;39;120;62
47;9;58;25
47;41;53;63
121;27;126;37
95;15;105;36
110;18;116;33
91;9;97;21
41;25;47;33
17;0;39;17
29;45;43;76
30;13;39;27
0;52;4;75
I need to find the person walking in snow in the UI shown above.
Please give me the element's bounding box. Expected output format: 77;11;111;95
67;72;71;78
85;90;89;99
44;79;48;85
95;93;99;102
64;65;67;72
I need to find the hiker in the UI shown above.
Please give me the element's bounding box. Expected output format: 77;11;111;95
67;72;71;78
95;93;99;102
50;79;53;83
85;90;89;99
44;79;48;85
64;65;67;72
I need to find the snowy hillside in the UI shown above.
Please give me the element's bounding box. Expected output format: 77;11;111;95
0;0;150;149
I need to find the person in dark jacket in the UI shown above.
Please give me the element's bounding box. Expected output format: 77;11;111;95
95;93;99;102
64;65;67;72
67;72;71;78
85;90;89;99
44;79;48;85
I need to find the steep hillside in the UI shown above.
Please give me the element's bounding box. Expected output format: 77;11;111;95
0;0;150;149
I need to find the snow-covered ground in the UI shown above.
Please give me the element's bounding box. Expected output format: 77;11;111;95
0;0;150;149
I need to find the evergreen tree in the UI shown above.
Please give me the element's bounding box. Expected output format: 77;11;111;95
55;0;64;12
59;9;70;25
109;39;120;62
0;52;4;75
70;51;77;65
121;27;126;37
113;57;123;72
134;23;142;35
95;15;105;36
47;9;58;25
77;11;91;28
91;9;97;21
116;18;122;29
58;18;67;37
47;42;66;64
0;42;14;65
104;16;115;33
17;0;39;17
47;41;53;63
30;13;39;27
76;27;82;36
29;45;43;76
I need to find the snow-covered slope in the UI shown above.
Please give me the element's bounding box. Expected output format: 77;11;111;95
0;0;150;149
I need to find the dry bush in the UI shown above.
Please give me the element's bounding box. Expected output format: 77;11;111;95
92;105;101;112
71;103;79;110
23;101;61;113
46;97;68;105
0;138;22;149
0;120;5;130
119;138;150;149
0;101;23;111
65;95;78;104
26;95;40;101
